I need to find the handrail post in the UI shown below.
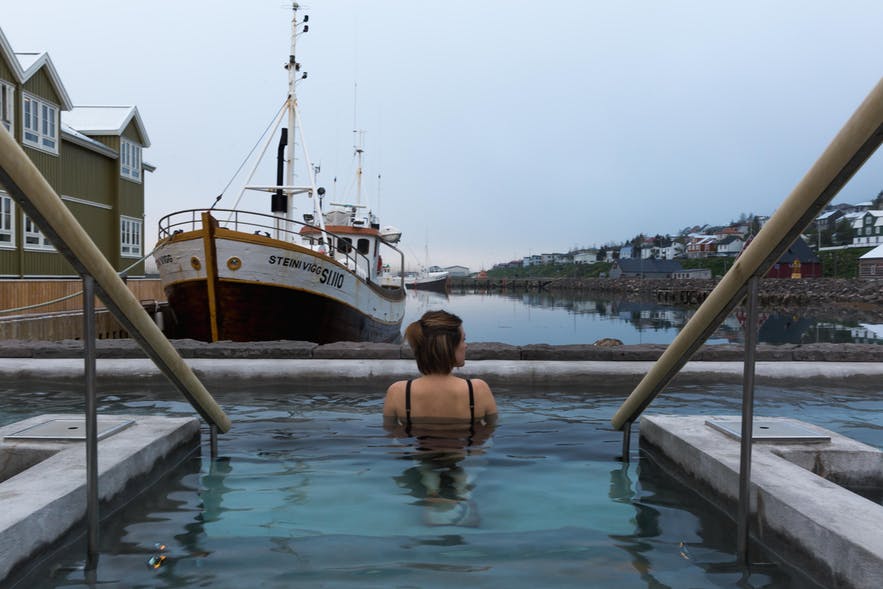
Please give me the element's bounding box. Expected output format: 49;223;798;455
210;425;219;460
83;275;99;571
621;421;632;463
737;276;759;564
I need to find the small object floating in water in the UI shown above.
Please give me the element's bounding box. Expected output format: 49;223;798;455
147;542;168;569
147;554;167;569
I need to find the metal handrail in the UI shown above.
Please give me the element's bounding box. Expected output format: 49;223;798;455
0;123;231;433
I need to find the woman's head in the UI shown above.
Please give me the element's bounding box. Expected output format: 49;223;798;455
404;310;465;375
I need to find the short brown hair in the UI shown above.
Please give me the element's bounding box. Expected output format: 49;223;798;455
404;310;463;375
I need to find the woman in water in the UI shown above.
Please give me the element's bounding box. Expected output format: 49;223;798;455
384;310;497;526
383;310;497;432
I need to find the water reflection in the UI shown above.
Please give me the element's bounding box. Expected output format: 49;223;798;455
608;459;824;588
386;419;495;528
422;290;883;346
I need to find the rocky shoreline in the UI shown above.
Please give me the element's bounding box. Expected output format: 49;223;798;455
452;277;883;320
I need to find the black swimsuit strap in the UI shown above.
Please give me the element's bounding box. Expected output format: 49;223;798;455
405;379;412;435
467;379;475;444
467;379;475;425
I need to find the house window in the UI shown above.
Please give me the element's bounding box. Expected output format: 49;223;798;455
0;82;13;132
120;138;142;182
23;215;55;250
120;216;142;257
0;193;14;248
21;93;58;154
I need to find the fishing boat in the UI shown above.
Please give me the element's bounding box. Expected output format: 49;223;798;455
153;4;406;344
404;267;450;293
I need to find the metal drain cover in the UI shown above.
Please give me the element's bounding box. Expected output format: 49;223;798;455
5;418;134;441
706;418;830;443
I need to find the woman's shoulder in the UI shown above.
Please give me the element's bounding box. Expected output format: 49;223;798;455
384;379;411;402
466;377;492;393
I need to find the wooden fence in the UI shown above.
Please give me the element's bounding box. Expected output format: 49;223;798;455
0;279;166;340
0;278;165;316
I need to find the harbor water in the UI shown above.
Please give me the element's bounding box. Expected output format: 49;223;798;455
404;290;883;346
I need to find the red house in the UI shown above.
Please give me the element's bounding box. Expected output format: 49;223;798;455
765;238;821;278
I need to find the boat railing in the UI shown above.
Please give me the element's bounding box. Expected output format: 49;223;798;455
157;208;405;289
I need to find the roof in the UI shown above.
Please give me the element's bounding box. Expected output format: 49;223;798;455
0;28;73;110
0;29;24;80
776;237;819;264
14;52;73;110
615;258;684;273
60;123;117;158
62;106;151;147
859;244;883;260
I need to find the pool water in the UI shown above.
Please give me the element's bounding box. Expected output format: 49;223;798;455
3;381;882;589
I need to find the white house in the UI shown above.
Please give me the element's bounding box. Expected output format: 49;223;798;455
573;249;599;264
852;210;883;246
522;255;542;267
716;235;744;257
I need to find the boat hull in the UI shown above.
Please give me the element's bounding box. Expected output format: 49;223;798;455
405;274;450;293
155;226;405;344
164;279;402;343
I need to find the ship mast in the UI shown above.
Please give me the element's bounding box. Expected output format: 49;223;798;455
286;3;327;241
354;129;364;207
286;4;298;200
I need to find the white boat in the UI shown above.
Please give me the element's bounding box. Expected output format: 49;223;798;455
153;4;406;344
404;268;450;293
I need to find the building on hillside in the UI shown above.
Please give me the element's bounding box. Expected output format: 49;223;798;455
573;249;599;264
609;258;685;279
715;235;744;257
765;238;821;278
0;26;151;279
851;210;883;247
522;254;541;267
671;268;712;279
686;235;717;258
444;265;470;277
816;209;844;232
858;244;883;278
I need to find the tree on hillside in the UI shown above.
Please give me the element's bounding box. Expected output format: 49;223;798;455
832;218;854;246
749;215;762;238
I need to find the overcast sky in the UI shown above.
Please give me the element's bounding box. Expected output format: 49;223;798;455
4;1;883;270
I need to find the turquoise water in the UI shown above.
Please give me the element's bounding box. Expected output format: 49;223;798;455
3;381;882;588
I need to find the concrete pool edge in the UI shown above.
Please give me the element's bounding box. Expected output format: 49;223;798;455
0;414;200;584
0;358;881;387
639;415;883;589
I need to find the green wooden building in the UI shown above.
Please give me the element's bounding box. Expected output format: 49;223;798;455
0;26;153;279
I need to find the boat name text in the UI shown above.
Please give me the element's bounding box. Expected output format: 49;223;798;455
268;255;346;288
155;254;174;266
